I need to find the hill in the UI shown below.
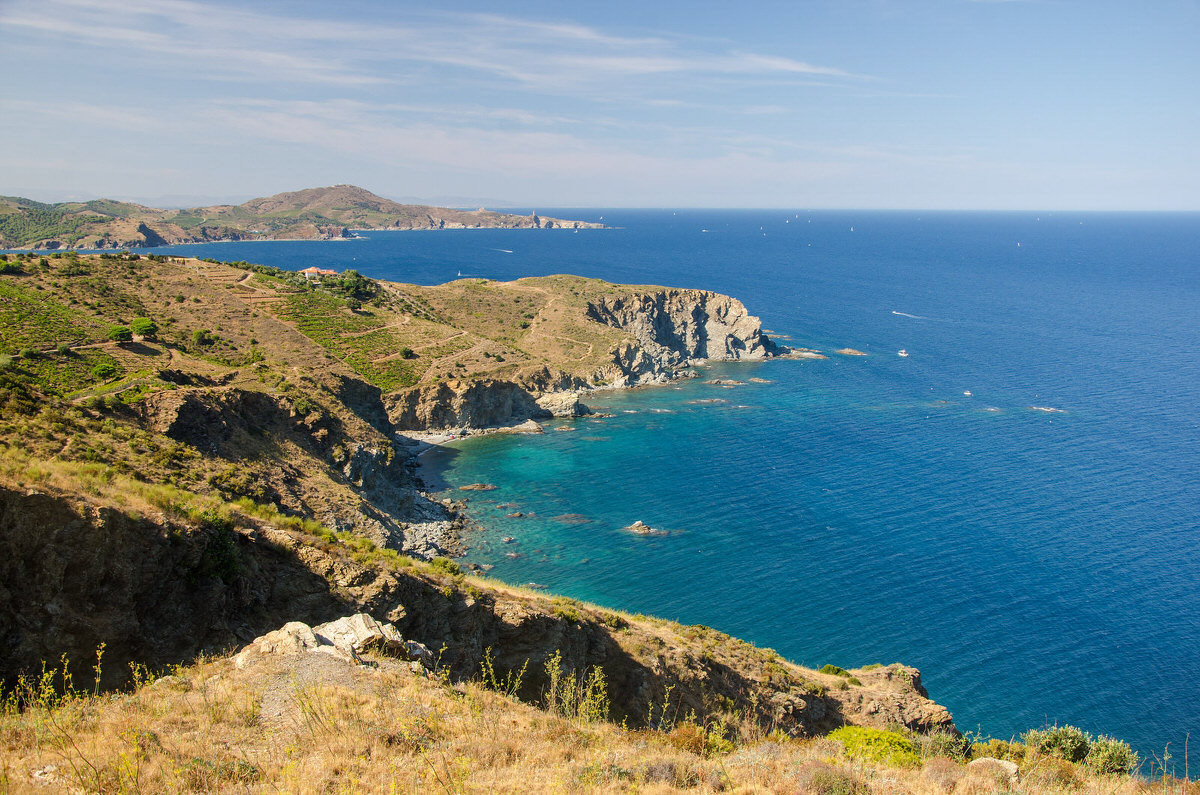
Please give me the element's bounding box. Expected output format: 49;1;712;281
0;185;603;249
0;250;1152;792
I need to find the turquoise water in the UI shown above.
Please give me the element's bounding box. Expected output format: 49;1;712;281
140;211;1200;768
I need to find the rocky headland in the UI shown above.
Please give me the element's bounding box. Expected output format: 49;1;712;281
0;184;603;250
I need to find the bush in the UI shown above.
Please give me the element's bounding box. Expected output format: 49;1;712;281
130;317;158;338
1085;735;1139;774
429;556;462;576
1023;724;1090;763
108;325;132;342
56;342;71;356
192;329;213;346
0;354;12;370
399;346;415;359
91;362;118;380
829;726;921;768
820;664;850;676
18;347;37;359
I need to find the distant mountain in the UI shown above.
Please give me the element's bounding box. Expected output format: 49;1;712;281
0;185;603;249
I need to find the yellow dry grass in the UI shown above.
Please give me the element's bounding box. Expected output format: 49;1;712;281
2;646;1184;795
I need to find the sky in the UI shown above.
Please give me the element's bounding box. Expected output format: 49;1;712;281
1;0;1197;210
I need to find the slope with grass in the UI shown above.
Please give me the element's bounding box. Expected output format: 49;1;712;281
0;250;1167;792
0;185;603;249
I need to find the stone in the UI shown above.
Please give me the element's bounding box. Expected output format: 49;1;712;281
967;757;1019;784
313;613;405;656
234;621;323;668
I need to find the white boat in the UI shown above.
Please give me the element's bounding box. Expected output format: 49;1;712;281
963;390;972;396
897;349;909;357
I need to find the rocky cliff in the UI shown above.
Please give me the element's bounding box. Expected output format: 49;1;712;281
587;288;781;386
0;483;953;737
384;286;785;430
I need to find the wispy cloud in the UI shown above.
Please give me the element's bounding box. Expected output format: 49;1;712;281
0;0;862;94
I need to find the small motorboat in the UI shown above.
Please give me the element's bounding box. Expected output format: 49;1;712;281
897;349;909;357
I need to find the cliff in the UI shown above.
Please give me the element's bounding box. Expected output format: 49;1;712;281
0;185;603;249
0;479;953;739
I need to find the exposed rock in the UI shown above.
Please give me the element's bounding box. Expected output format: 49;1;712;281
835;348;868;356
536;390;592;417
624;520;667;536
458;483;497;491
313;613;405;656
586;289;780;386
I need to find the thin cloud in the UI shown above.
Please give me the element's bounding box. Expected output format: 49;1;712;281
0;0;863;93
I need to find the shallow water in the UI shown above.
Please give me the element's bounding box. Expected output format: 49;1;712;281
144;210;1200;768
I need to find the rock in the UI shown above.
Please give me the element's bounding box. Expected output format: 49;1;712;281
506;512;523;518
967;758;1019;784
235;622;324;668
236;614;413;669
458;483;497;491
502;536;515;543
624;520;667;536
536;391;592;417
402;639;435;670
748;377;772;383
313;613;405;656
835;348;868;356
705;378;745;386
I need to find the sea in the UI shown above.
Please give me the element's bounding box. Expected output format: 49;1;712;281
135;210;1199;771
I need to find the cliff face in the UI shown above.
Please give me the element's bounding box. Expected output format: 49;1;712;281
0;484;954;737
384;288;782;430
587;289;778;387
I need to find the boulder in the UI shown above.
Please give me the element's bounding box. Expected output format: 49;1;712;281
235;614;422;669
313;613;405;656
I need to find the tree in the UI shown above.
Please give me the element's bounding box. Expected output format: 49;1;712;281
130;317;158;338
108;325;132;343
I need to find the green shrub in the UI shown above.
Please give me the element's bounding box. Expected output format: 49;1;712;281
820;664;850;676
130;317;158;337
429;556;462;576
192;329;213;346
91;362;118;380
56;342;71;356
0;354;12;370
18;347;36;359
108;325;132;342
1023;724;1090;763
1085;735;1139;774
829;725;921;768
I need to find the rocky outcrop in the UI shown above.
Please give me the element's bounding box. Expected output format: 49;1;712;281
587;289;782;386
385;378;583;431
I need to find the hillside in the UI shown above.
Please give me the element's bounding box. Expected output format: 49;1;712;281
0;251;1154;792
0;185;603;249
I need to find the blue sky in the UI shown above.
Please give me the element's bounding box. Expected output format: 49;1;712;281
1;0;1196;209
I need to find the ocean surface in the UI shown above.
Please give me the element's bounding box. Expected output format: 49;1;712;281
138;210;1200;771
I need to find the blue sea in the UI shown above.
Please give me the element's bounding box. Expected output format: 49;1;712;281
138;210;1200;771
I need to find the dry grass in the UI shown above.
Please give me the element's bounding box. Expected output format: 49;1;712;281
2;646;1183;794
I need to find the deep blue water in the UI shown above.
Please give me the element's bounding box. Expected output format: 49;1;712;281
137;211;1200;770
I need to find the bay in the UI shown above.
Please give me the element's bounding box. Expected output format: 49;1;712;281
142;210;1200;769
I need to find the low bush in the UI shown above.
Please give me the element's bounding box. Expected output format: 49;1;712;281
793;761;869;795
1085;734;1140;774
1024;724;1090;763
108;325;132;342
829;725;921;768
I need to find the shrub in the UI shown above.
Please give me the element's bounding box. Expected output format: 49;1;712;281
130;317;158;338
107;325;132;342
399;346;415;359
56;342;71;356
829;725;921;768
192;329;213;346
0;354;12;370
18;347;37;359
919;730;970;761
1023;724;1090;763
793;761;869;795
91;362;118;380
820;664;850;676
1085;735;1139;774
429;556;462;576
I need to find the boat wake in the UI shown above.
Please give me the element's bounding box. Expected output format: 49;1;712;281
892;310;933;320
